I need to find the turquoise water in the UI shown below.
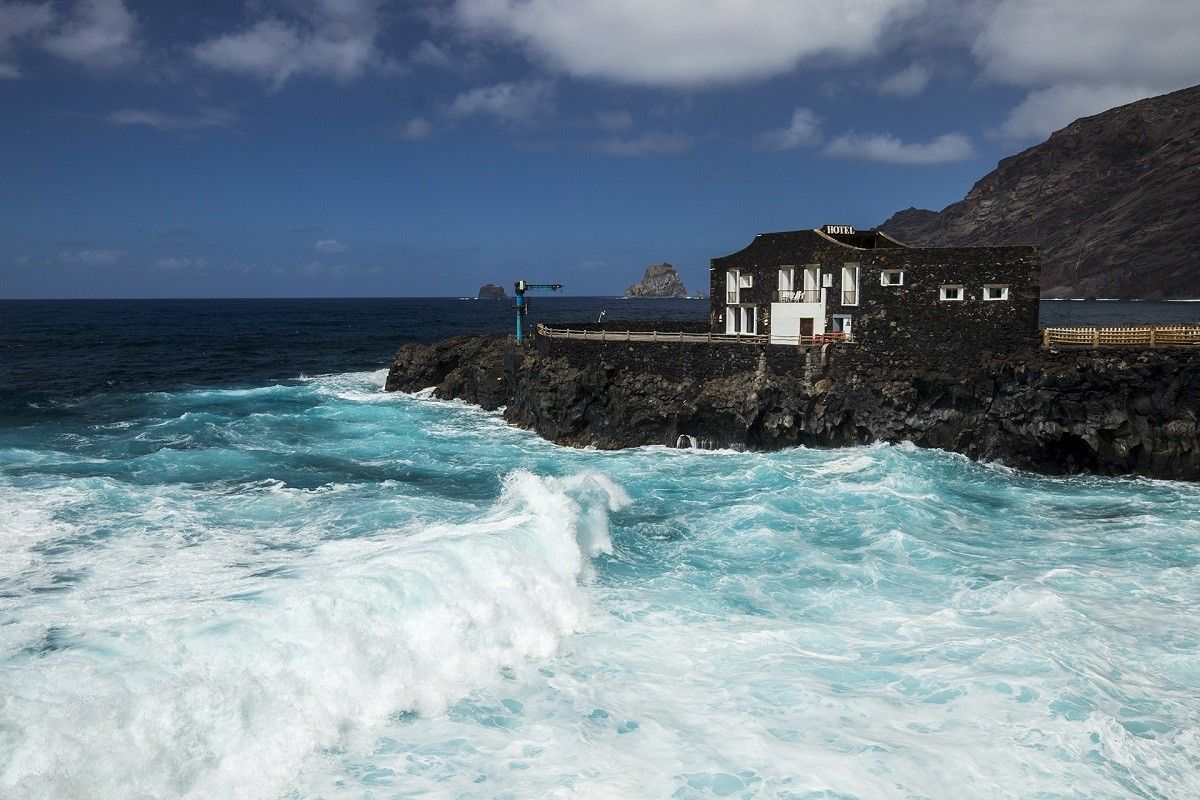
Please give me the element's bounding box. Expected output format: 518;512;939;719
2;368;1199;799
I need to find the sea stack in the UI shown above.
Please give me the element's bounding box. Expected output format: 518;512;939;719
625;264;688;298
477;283;508;300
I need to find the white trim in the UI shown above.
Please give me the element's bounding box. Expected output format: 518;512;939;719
983;284;1010;301
881;269;904;286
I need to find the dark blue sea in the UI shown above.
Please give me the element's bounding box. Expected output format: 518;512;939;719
1;298;1199;799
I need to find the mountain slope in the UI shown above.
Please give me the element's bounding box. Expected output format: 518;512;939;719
880;85;1200;299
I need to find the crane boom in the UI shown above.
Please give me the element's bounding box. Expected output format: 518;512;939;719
513;280;565;342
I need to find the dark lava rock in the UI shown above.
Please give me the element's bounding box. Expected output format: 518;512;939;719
385;335;1200;481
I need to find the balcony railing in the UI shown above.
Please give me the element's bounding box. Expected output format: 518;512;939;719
841;290;857;306
726;291;740;304
774;289;821;303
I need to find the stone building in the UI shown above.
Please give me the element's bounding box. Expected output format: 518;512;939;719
710;225;1041;354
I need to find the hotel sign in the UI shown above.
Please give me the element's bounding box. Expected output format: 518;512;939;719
822;225;855;235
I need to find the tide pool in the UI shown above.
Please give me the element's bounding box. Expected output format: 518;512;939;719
1;369;1198;799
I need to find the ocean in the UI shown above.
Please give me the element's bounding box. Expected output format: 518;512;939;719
1;299;1199;799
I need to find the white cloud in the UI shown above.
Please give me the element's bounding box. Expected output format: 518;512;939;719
444;79;553;123
591;131;694;157
40;0;138;69
106;107;238;132
973;0;1200;90
0;1;52;77
314;239;347;254
453;0;922;87
595;109;632;131
58;247;125;265
399;116;432;140
410;39;451;68
878;62;929;97
757;107;822;150
823;131;974;164
193;0;397;88
994;83;1157;140
155;257;206;271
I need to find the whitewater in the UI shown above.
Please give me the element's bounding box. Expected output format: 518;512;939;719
1;368;1199;799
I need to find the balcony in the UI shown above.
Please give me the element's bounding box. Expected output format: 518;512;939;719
841;290;857;306
774;289;821;303
726;291;740;304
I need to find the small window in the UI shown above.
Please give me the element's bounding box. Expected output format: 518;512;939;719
821;273;834;289
881;270;904;286
739;274;753;289
940;285;964;301
983;284;1009;301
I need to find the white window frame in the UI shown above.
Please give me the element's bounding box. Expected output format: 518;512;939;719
739;274;753;289
821;273;834;289
940;284;965;302
983;284;1010;301
777;267;794;292
881;269;904;286
841;264;859;306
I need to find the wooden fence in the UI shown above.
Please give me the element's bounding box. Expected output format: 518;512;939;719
536;324;851;347
1042;325;1200;348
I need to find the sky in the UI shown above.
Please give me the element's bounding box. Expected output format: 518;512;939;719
1;0;1198;298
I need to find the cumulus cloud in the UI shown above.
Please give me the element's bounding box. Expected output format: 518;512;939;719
314;239;347;254
757;107;822;151
591;131;694;157
40;0;138;69
878;62;930;97
0;1;52;77
993;83;1157;140
193;0;397;88
444;79;553;123
973;0;1200;90
398;116;432;140
453;0;923;87
823;131;974;164
58;247;125;265
106;107;238;132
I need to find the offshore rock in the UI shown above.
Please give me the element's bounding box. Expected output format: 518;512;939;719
385;335;1200;481
477;283;508;300
625;264;688;298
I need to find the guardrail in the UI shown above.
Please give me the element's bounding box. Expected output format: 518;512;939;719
1042;325;1200;348
536;324;852;347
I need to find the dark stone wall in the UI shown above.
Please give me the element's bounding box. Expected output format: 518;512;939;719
552;320;709;333
707;229;1040;357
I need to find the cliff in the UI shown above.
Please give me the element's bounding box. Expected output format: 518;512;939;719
386;335;1200;481
880;84;1200;299
477;283;508;300
625;264;688;298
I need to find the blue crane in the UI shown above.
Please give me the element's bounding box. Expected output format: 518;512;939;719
513;280;564;343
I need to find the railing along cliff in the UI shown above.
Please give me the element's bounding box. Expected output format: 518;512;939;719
536;324;851;347
1042;325;1200;348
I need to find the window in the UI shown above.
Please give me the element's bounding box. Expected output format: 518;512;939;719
841;264;859;305
778;268;794;291
983;284;1010;301
821;273;834;289
881;270;904;286
739;274;753;289
940;285;965;301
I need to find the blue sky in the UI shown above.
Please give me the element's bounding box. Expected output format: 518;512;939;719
1;0;1197;298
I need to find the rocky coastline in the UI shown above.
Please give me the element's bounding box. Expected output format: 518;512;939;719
385;334;1200;481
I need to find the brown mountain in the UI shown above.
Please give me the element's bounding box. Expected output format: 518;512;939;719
880;85;1200;299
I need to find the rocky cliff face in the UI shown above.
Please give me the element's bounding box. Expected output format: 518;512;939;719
625;264;688;298
386;336;1200;481
880;84;1200;299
